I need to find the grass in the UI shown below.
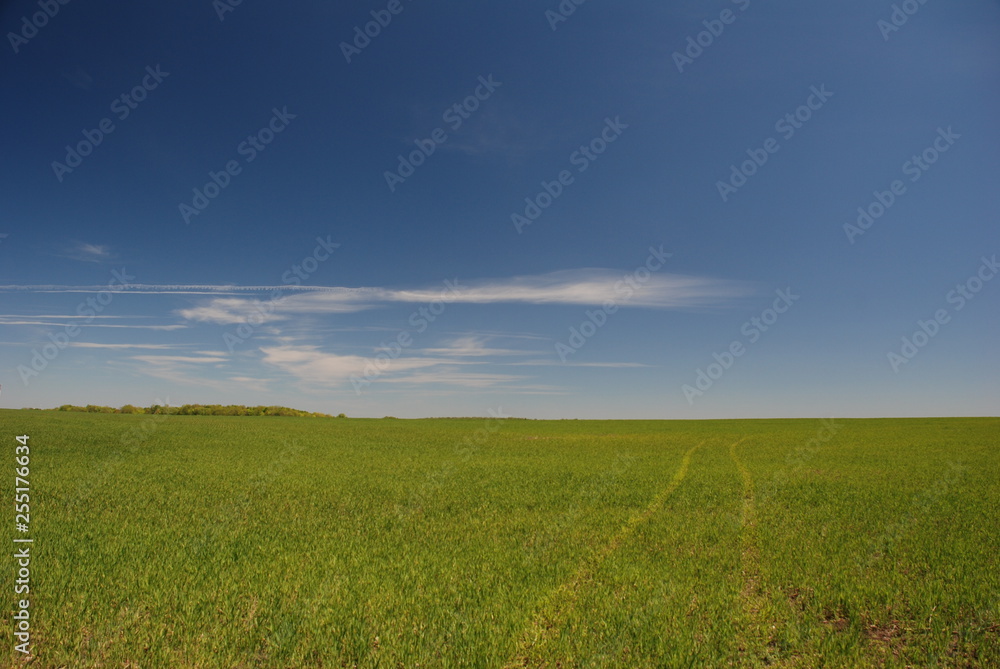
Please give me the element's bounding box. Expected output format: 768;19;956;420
0;411;997;667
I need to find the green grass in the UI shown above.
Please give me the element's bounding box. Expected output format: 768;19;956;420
0;411;997;667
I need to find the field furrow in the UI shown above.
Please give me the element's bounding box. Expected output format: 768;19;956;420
505;441;704;667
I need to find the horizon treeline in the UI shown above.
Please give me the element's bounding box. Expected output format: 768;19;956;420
52;404;340;418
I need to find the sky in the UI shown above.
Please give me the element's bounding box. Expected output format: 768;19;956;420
0;1;998;419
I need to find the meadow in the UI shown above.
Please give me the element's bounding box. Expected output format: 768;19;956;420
0;411;997;667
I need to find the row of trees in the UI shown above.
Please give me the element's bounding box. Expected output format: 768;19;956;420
55;404;340;418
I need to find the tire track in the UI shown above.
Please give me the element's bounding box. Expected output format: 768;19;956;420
503;441;704;668
730;438;781;666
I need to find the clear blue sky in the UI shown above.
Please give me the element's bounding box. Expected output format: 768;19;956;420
1;1;998;418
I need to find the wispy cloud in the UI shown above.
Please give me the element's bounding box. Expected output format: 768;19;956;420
176;293;375;324
120;352;243;390
0;315;142;319
61;241;113;263
260;345;458;385
376;369;531;388
160;269;754;324
257;344;557;393
506;360;653;368
176;299;283;325
71;343;185;350
418;335;528;358
132;354;229;365
0;318;186;330
1;268;752;308
381;269;752;308
440;107;541;160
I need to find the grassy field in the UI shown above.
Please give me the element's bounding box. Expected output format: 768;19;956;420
0;411;997;667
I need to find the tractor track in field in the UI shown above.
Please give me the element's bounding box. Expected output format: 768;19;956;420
730;438;791;667
502;441;705;668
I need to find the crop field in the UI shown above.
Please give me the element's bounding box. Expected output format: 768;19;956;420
0;411;997;668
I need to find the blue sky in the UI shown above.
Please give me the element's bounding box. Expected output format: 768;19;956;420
1;0;998;418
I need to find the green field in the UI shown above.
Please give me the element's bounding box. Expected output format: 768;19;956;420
1;411;997;667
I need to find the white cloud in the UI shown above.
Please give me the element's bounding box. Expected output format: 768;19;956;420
0;319;186;330
506;360;652;368
120;352;243;389
3;269;750;309
132;354;229;365
167;269;752;324
419;335;527;357
402;269;750;308
259;345;452;385
176;298;281;325
71;343;183;350
376;369;528;388
257;343;552;392
62;241;113;263
0;314;136;319
176;292;376;324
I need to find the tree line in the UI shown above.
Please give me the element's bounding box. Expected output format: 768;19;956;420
54;404;340;418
